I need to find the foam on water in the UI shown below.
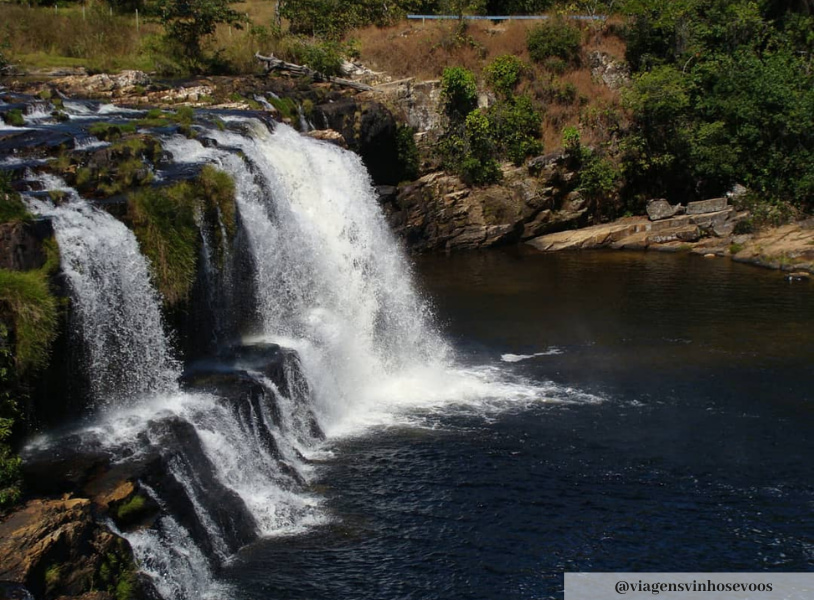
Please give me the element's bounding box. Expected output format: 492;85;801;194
166;122;598;438
21;115;603;599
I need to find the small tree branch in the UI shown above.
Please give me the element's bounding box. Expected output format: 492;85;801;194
255;53;375;92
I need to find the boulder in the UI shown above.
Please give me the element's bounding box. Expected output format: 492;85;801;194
305;129;347;147
0;218;54;271
0;498;151;600
686;197;728;215
588;51;630;90
646;198;682;221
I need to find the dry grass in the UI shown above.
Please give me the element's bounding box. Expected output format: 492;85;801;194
0;2;157;72
353;17;628;151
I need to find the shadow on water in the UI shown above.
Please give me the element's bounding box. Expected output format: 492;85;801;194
224;249;814;600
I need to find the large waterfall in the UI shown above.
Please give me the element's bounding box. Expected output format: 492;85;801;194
21;113;567;599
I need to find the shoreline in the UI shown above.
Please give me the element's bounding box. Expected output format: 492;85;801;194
526;214;814;276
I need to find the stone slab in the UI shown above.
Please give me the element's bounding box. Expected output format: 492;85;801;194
686;197;728;215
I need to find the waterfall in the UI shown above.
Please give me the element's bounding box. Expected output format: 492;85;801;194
26;176;179;406
21;114;581;600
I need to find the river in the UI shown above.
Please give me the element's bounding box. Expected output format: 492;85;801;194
223;250;814;599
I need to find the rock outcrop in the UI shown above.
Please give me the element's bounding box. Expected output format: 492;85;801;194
314;98;400;185
0;498;153;600
528;198;745;252
385;153;591;251
0;218;53;271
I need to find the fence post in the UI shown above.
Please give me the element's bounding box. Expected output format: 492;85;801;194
136;9;139;32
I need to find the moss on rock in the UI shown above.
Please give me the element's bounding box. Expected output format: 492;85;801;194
127;166;237;306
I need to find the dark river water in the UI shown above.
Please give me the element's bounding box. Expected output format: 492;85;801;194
224;250;814;599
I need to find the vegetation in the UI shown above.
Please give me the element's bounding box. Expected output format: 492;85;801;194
114;494;149;523
620;0;814;215
440;63;542;185
0;323;23;510
0;268;59;374
0;177;31;224
526;17;582;65
154;0;245;72
2;110;25;128
395;124;420;182
127;166;236;305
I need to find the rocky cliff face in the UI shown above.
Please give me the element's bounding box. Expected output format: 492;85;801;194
0;498;155;600
383;152;590;252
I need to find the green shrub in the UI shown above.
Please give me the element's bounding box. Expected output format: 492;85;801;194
527;18;582;65
440;66;478;122
395;124;419;182
297;41;343;76
127;167;236;305
461;109;502;185
88;122;137;141
0;176;30;224
0;269;58;373
484;54;525;98
3;109;24;127
562;125;581;154
578;150;620;200
489;95;543;165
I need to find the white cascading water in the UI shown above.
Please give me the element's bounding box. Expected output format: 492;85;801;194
23;116;599;600
26;175;179;405
165;120;562;437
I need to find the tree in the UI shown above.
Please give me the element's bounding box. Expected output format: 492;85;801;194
156;0;244;63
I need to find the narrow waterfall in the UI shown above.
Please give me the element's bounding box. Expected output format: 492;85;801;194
21;115;567;600
26;176;179;406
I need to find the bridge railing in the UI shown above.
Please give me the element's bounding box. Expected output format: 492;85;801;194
406;14;603;21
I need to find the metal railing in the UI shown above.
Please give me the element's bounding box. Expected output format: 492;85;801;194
406;14;603;21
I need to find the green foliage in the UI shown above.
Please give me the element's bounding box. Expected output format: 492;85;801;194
0;176;30;224
440;64;543;184
44;564;62;590
88;122;137;141
440;66;478;122
3;109;24;127
127;184;199;306
128;167;236;305
562;125;581;154
115;495;147;523
0;323;21;510
282;0;407;39
527;18;582;65
0;269;58;373
154;0;244;68
484;54;526;98
578;149;620;200
296;40;344;76
460;109;503;185
395;124;420;182
620;0;814;210
488;94;543;165
269;97;297;120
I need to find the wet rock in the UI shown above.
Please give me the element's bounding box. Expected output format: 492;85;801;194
0;498;150;600
0;582;34;600
315;99;399;185
646;198;682;221
141;416;259;558
21;435;111;497
0;218;54;271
